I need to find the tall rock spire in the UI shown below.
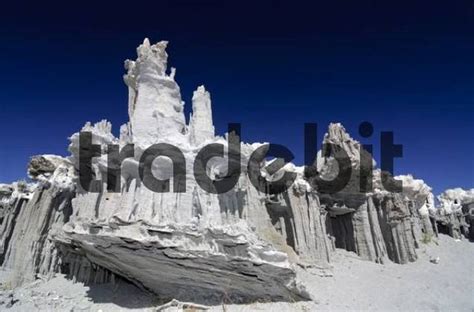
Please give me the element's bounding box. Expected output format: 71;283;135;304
189;85;215;145
123;38;186;147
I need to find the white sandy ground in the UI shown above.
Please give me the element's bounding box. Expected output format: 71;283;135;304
0;234;472;311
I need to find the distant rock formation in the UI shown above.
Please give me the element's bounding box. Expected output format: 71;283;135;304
435;188;474;240
0;39;471;304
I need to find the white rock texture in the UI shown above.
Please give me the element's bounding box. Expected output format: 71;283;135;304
124;39;186;149
433;188;474;240
0;39;471;305
189;85;215;146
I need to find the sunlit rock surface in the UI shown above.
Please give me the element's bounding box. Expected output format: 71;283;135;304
189;85;215;146
124;39;186;148
56;38;311;303
0;38;471;304
434;188;474;240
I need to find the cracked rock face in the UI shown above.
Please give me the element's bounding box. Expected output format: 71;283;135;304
0;38;470;304
53;221;310;304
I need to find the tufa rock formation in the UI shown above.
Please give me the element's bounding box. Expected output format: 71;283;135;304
0;39;471;304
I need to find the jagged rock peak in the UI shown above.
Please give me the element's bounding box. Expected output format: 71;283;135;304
438;188;474;214
189;85;215;145
396;174;432;198
324;122;354;143
136;38;169;75
324;123;367;160
439;188;474;203
322;123;362;161
395;174;435;216
124;38;186;147
317;122;374;193
68;120;118;174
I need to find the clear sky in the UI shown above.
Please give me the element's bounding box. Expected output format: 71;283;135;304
0;1;472;195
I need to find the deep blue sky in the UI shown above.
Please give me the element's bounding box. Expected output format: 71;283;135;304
0;1;472;194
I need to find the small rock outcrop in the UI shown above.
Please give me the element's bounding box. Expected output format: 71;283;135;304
124;39;186;148
434;188;474;240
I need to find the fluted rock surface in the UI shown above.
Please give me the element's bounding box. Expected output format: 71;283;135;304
0;38;469;305
52;39;312;303
0;156;75;287
315;124;435;264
